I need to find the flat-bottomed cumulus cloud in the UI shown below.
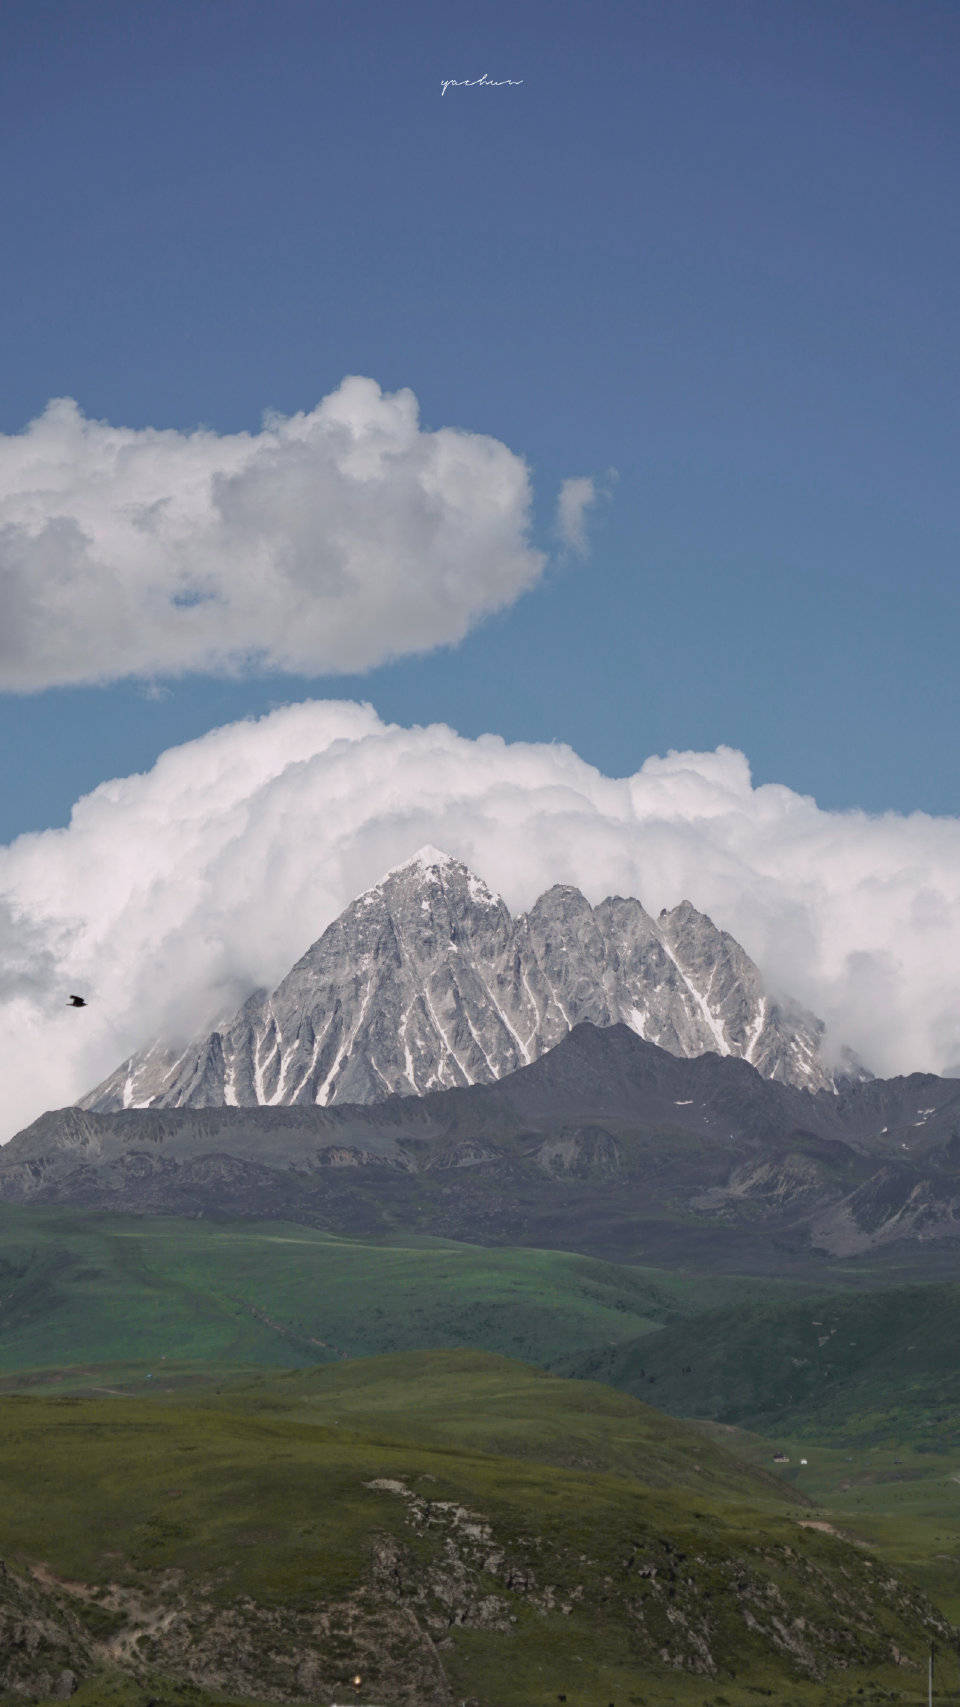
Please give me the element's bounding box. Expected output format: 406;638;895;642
0;378;547;688
1;700;960;1141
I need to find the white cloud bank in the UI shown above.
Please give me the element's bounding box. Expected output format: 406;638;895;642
1;700;960;1139
0;378;547;688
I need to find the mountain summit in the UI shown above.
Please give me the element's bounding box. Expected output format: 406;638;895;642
80;849;858;1111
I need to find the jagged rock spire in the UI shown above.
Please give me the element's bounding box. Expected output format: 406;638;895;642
79;852;857;1111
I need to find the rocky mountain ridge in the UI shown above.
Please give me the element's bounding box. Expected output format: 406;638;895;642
11;1023;960;1269
81;848;859;1112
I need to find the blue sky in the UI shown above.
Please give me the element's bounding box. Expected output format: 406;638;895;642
1;0;958;841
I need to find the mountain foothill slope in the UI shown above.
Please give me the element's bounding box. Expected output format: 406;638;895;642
80;846;861;1114
0;1350;952;1707
8;1021;960;1267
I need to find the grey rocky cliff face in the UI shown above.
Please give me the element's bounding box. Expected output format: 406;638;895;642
80;847;853;1112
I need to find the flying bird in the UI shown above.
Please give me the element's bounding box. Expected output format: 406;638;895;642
67;995;87;1008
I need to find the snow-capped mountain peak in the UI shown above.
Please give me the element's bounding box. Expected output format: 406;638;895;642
79;852;865;1113
381;844;457;881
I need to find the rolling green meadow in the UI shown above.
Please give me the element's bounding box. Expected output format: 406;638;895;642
0;1352;954;1707
0;1203;768;1381
1;1204;959;1705
565;1281;960;1446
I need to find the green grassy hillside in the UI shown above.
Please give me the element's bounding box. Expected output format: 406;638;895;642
0;1201;777;1382
565;1280;960;1446
211;1349;801;1502
0;1202;958;1702
690;1416;960;1627
0;1350;951;1707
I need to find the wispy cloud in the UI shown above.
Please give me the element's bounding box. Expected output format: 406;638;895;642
554;470;615;555
555;476;596;554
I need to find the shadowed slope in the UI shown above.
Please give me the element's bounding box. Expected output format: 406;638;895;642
7;1023;960;1266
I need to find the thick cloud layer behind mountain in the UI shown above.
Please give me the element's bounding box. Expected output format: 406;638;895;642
0;378;546;688
1;699;959;1140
